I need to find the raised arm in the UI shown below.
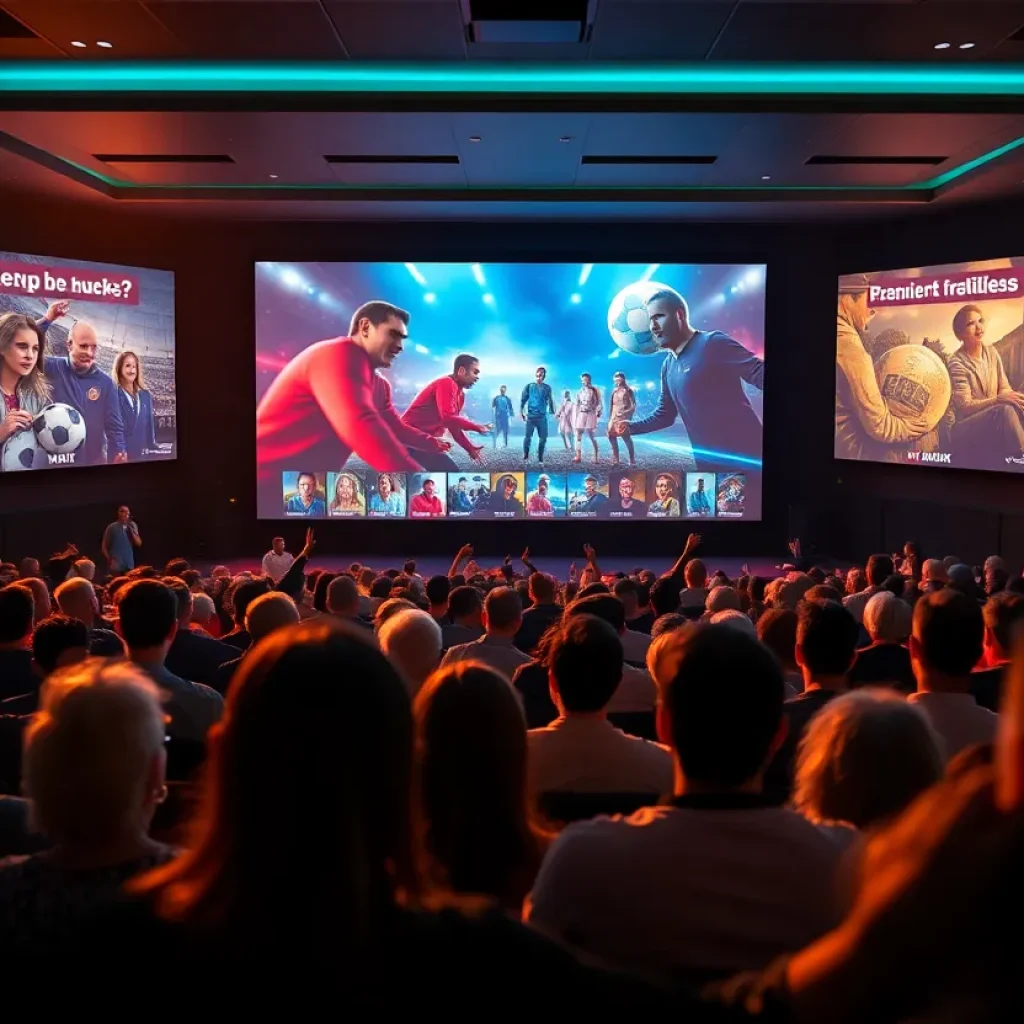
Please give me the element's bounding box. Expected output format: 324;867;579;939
579;543;603;587
521;546;538;575
275;528;315;594
449;543;473;578
665;533;701;583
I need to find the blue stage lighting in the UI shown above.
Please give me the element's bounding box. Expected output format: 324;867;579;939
578;264;593;286
570;293;582;304
404;262;427;285
482;292;494;305
414;343;430;354
424;292;436;303
471;263;486;286
280;267;304;290
641;264;661;281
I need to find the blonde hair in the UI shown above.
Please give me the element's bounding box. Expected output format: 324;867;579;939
793;688;942;830
23;659;166;844
0;311;51;403
113;349;145;395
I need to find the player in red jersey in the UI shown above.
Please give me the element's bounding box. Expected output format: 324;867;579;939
256;301;451;479
401;353;492;469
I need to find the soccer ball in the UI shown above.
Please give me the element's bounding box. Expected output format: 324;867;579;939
874;344;951;433
607;280;674;356
33;402;86;455
1;424;47;471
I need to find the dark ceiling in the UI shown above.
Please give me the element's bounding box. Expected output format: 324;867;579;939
2;0;1024;221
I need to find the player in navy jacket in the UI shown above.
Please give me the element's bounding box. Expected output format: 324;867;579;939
37;305;127;465
113;350;158;460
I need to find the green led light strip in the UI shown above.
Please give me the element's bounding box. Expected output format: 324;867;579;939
1;61;1024;95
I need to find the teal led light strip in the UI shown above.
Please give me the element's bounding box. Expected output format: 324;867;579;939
58;133;1024;194
2;61;1024;96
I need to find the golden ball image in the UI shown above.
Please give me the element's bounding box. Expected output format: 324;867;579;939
874;344;951;432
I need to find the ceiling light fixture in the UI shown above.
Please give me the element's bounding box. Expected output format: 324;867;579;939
959;42;976;50
71;41;86;49
558;135;572;143
96;41;113;49
469;135;481;142
934;42;951;50
761;175;771;180
268;173;278;179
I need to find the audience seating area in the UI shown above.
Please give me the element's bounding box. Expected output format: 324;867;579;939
0;530;1021;1013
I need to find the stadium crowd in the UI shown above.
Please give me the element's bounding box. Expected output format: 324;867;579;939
0;529;1021;1015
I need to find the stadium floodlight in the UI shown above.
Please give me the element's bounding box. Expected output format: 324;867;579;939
471;263;486;286
578;264;593;286
641;264;660;281
414;343;430;354
280;267;304;290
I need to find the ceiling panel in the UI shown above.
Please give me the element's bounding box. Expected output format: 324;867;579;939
710;1;1024;61
323;1;466;58
143;0;345;58
324;161;466;185
589;1;733;60
450;113;591;185
4;0;186;57
582;113;752;158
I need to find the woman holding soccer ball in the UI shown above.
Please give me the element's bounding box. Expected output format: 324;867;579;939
0;312;50;471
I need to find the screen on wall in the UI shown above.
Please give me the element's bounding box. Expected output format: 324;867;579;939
836;257;1024;473
0;250;176;474
255;262;766;521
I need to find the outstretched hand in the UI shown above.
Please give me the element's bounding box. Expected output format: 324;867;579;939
684;532;701;556
301;527;316;557
521;546;531;564
583;543;596;562
456;543;473;560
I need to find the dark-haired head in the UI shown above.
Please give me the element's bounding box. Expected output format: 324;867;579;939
414;661;543;909
656;625;784;789
134;622;414;942
549;615;623;714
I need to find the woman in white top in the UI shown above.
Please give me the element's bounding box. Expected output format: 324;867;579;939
572;373;603;464
607;371;637;466
555;389;574;450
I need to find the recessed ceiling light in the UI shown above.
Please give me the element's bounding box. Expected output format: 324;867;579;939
71;41;86;48
761;175;771;181
934;42;951;50
959;42;976;50
558;135;572;143
268;173;278;179
469;135;481;143
96;40;113;49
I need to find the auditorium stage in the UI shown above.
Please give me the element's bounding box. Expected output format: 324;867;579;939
203;554;816;580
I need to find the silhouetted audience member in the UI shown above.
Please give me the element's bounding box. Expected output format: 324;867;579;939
842;554;894;624
53;578;123;657
514;573;562;655
765;601;859;802
425;575;451;623
848;591;915;693
440;586;485;650
326;575;370;629
0;660;173;953
378;609;443;698
971;591;1024;712
908;589;998;760
163;578;237;687
215;591;301;695
528;626;851;978
415;662;549;911
793;688;942;831
0;586;37;701
441;588;531;682
222;577;272;650
527;616;672;796
116;580;223;742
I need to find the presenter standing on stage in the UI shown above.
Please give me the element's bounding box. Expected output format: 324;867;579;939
102;504;142;574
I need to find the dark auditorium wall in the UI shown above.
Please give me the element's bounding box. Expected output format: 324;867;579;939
0;190;842;566
6;186;1023;568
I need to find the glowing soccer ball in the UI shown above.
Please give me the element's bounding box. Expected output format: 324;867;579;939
1;425;47;471
33;402;86;455
874;345;951;433
607;280;674;356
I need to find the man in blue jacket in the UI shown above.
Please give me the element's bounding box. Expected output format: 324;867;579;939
38;307;127;466
520;366;555;466
632;288;763;470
